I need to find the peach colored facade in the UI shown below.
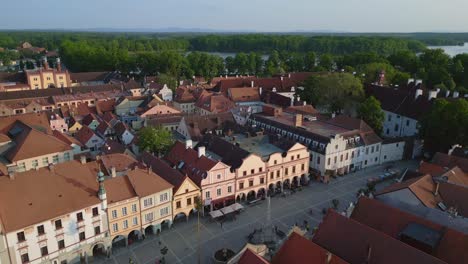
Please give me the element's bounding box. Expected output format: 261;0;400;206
107;197;141;244
201;162;236;208
234;143;310;201
172;178;200;220
139;189;173;235
26;70;71;89
140;104;181;118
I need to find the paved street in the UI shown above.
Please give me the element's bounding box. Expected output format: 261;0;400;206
94;160;419;264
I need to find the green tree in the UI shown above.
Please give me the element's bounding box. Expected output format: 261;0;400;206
359;62;396;84
358;96;385;135
299;73;364;113
304;51;316;71
419;99;468;153
138;126;175;156
157;74;178;92
318;54;334;71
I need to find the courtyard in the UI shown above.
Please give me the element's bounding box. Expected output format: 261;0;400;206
94;160;419;264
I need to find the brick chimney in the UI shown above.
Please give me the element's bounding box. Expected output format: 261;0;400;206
80;155;87;164
111;166;117;178
43;57;49;70
185;139;193;149
198;146;206;158
295;113;303;127
56;57;62;72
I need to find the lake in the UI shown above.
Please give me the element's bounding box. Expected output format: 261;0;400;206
428;42;468;57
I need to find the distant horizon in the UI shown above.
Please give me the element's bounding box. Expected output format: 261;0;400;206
2;0;468;33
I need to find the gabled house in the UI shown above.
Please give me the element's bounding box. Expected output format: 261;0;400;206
81;113;100;130
141;152;201;221
75;125;104;152
114;121;134;145
67;116;82;135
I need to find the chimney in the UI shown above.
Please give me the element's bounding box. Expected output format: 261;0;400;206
185;139;193;149
295;113;303;127
43;57;49;70
445;90;450;97
198;146;206;158
80;155;87;164
366;245;372;263
251;80;254;87
48;163;55;172
297;95;301;102
56;57;62;71
415;79;423;86
453;91;459;98
8;172;15;180
288;73;291;78
326;251;332;264
259;87;262;95
303;101;306;106
110;166;117;178
290;97;294;106
414;89;423;99
331;112;336;118
427;90;437;101
407;78;415;84
280;76;284;81
434;182;440;196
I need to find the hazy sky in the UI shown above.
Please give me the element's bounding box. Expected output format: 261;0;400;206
2;0;468;32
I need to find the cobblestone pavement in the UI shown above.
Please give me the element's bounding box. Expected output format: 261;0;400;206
93;160;419;264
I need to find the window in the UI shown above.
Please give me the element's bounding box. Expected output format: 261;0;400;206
160;193;168;202
387;115;392;121
91;207;99;217
176;201;181;208
285;168;289;175
334;156;337;163
366;148;369;155
123;220;129;229
297;154;300;159
375;157;378;162
327;158;331;166
228;186;232;193
243;171;247;176
376;145;379;152
18;162;26;171
406;120;410;126
77;212;83;222
79;231;85;241
144;198;153;207
187;197;192;205
64;152;70;161
21;253;29;264
122;207;127;216
259;167;263;172
270;172;274;179
17;232;25;242
371;146;375;153
351;151;354;158
251;169;255;174
58;239;65;249
145;212;154;222
335;145;338;150
32;159;38;168
394;124;399;132
276;171;280;178
131;204;137;212
37;225;45;235
46;77;51;81
317;157;320;164
274;160;277;165
239;182;244;189
94;226;101;235
292;166;296;173
291;156;294;161
301;164;305;171
217;188;221;196
217;174;221;179
112;210;117;219
160;207;169;216
113;223;118;232
260;178;265;184
249;180;254;187
55;219;62;229
345;153;349;160
52;155;59;164
206;191;210;198
41;246;48;256
340;155;343;162
364;160;368;165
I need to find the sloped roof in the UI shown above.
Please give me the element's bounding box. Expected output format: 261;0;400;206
228;87;260;102
70;72;111;83
141;151;190;193
0;112;52;135
5;122;72;162
101;139;127;155
100;153;138;173
376;174;441;208
313;210;446;264
52;130;83;147
0;160;101;232
126;168;173;198
182;112;236;140
438;182;468;217
238;249;270;264
272;232;347;264
166;141;218;186
432;152;468;172
197;134;250;170
81;113;100;126
351;197;468;264
75;125;98;145
105;175;137;204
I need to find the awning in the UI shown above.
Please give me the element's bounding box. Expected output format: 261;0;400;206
209;210;223;219
220;206;234;215
231;203;244;211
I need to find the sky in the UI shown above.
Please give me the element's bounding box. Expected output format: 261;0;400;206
1;0;468;32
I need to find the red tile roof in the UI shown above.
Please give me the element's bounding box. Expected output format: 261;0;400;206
238;249;270;264
228;87;261;102
313;210;446;264
273;232;348;264
432;152;468;172
105;175;137;204
351;197;468;264
126;167;173;198
75;125;98;145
